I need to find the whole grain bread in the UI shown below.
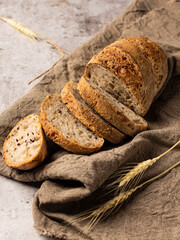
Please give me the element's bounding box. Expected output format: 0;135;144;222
40;94;104;154
3;37;167;162
86;48;147;114
109;37;168;98
2;114;47;170
85;37;168;116
78;76;148;136
61;81;126;144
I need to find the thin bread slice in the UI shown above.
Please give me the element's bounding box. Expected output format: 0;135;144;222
61;81;126;144
40;94;104;154
2;114;47;170
78;76;148;136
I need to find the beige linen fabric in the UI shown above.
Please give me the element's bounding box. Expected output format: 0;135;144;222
0;0;180;239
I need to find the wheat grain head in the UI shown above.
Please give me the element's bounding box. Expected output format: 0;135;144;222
74;189;134;231
109;140;180;191
75;159;180;231
74;140;180;230
0;17;40;40
0;17;70;85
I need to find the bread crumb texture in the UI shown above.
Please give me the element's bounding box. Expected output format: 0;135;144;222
85;37;168;116
40;94;104;154
61;81;126;144
2;114;47;170
78;76;147;136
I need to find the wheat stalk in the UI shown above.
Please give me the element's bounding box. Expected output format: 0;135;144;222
75;189;134;231
109;140;180;191
75;159;180;231
74;140;180;230
28;55;64;85
0;16;70;85
0;17;40;40
28;39;66;85
28;40;70;85
46;39;70;56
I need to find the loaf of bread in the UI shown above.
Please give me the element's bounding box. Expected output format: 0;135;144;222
40;94;104;154
84;37;168;116
2;37;168;164
78;76;147;136
2;114;47;170
61;81;126;144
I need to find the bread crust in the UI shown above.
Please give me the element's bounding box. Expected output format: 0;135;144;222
40;94;104;154
2;114;47;170
61;82;126;144
85;46;146;114
108;39;155;114
78;76;147;136
85;37;168;116
116;37;168;97
137;37;168;97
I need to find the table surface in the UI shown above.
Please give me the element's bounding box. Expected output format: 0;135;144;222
0;0;132;239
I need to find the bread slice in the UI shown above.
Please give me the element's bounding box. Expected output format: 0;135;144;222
84;37;168;116
2;114;47;170
78;76;148;136
85;46;146;116
40;94;104;154
61;81;126;144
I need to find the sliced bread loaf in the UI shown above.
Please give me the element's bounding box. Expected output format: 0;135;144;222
78;76;148;136
61;81;126;144
2;114;47;170
84;37;168;116
40;94;104;154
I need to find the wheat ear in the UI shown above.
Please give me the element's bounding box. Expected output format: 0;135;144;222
75;159;180;231
74;140;180;230
75;190;134;231
0;17;40;40
0;17;70;85
109;140;180;191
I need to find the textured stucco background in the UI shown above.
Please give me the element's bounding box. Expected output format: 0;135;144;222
0;0;132;239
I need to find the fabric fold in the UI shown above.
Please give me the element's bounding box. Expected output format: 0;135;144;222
0;0;180;239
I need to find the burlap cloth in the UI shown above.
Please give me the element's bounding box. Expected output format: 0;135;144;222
0;0;180;239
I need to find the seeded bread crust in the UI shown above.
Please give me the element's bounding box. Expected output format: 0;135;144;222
40;94;104;154
85;46;146;115
114;37;168;97
85;37;168;116
2;114;47;170
61;82;125;144
136;37;168;97
107;40;155;114
78;76;147;136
